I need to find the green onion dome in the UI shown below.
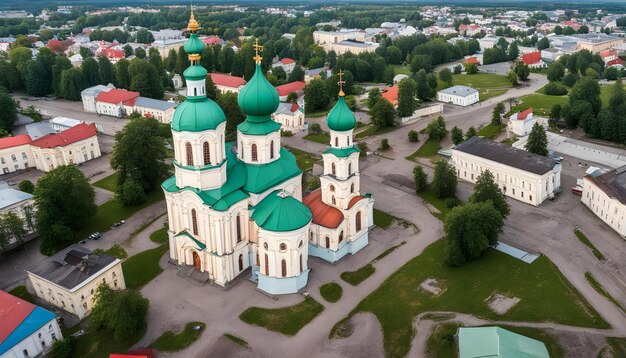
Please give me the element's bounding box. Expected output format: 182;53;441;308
327;96;356;132
183;64;207;81
171;98;226;132
183;33;205;55
252;190;312;232
237;64;279;117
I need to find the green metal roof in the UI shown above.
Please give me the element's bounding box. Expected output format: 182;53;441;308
323;146;360;158
174;231;206;251
458;327;549;358
237;64;279;117
183;65;208;81
251;190;312;232
327;96;356;132
183;33;205;55
237;118;282;135
171;97;226;132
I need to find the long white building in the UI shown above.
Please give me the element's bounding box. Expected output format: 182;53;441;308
581;166;626;239
437;85;479;107
451;137;562;206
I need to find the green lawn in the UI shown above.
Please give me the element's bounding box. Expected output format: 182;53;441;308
224;333;248;347
406;139;442;161
340;263;376;286
417;184;454;220
390;64;411;75
585;272;625;313
443;74;513;101
305;109;330;118
150;227;169;244
239;297;324;336
510;94;568;117
354;124;397;139
600;84;626;108
303;133;330;144
9;285;35;303
320;282;343;303
477;123;506;140
152;322;206;352
104;244;127;259
574;229;605;260
92;173;119;192
373;208;394;229
285;146;321;171
122;244;168;289
350;240;608;358
73;326;146;358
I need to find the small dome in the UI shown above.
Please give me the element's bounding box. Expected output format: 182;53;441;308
237;64;279;117
171;98;226;132
252;190;312;232
183;33;205;55
327;96;355;132
183;65;207;81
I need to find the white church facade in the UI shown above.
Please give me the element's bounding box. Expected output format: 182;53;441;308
161;15;374;295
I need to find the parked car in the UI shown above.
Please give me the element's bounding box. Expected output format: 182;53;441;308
89;232;101;240
111;220;126;228
79;240;86;244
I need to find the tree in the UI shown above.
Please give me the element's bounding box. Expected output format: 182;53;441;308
49;338;75;358
408;130;419;142
367;88;382;109
288;65;305;82
164;48;177;72
543;82;568;96
537;37;550;50
3;211;26;247
609;79;625;116
90;284;149;343
570;76;602;116
114;58;131;89
81;57;100;87
135;29;154;44
272;66;287;81
111;117;168;202
426;116;448;142
218;92;246;141
123;44;133;57
176;46;190;76
465;126;477;139
18;180;34;193
444;202;504;266
547;62;565;82
550;104;562;121
117;179;147;206
508;41;520;61
438;68;453;86
205;75;218;101
492;102;505;125
507;71;518;86
35;165;96;254
554;25;563;35
604;67;619;81
432;159;457;198
370;99;396;127
97;56;115;85
514;61;530;81
397;78;417;117
304;79;330;112
413;165;428;193
383;67;395;85
464;62;478;75
128;59;164;99
385;46;402;64
562;72;578;88
286;92;298;103
379;138;390;151
59;68;84;101
415;69;433;101
525;123;549;156
24;60;49;96
0;93;18;131
410;55;432;73
468;170;510;218
134;47;146;59
453;64;462;75
451;126;464;145
51;57;72;96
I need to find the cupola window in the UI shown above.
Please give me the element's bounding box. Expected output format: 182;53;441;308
191;209;198;235
270;141;275;159
251;144;258;162
203;142;211;165
185;142;194;166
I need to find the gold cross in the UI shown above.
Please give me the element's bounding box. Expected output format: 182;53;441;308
253;38;263;64
338;70;345;96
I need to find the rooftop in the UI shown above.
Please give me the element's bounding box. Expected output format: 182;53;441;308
336;40;377;48
438;85;478;97
586;166;626;205
0;134;32;149
134;97;176;111
27;244;118;290
458;326;549;358
0;181;33;210
96;88;139;105
30;123;97;149
275;81;305;97
302;189;344;229
209;73;246;88
453;136;557;175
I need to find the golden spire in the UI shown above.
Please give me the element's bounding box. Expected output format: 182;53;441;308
187;3;199;33
253;38;263;64
338;70;345;97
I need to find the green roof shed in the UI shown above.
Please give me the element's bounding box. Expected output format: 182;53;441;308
458;327;550;358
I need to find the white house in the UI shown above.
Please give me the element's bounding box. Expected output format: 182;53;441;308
451;137;562;206
0;182;36;252
80;84;114;113
581;166;626;239
507;108;536;136
437;85;479;107
273;58;296;75
208;73;247;94
0;291;62;358
272;102;305;133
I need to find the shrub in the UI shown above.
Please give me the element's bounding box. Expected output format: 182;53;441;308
281;130;294;137
358;142;368;157
413;165;428;192
543;82;568;96
118;179;147;206
48;337;75;358
408;130;419;142
444;197;461;208
18;180;34;194
308;123;321;134
379;138;390;151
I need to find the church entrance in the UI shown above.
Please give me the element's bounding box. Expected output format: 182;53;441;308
192;251;201;271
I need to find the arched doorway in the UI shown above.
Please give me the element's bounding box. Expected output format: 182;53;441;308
192;251;201;271
238;254;243;271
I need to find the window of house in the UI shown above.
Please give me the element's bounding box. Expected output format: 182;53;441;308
329;184;335;192
23;349;29;358
191;209;198;235
185;142;193;166
356;211;362;231
270;141;275;159
325;236;330;248
263;242;268;249
350;183;354;193
236;216;242;242
348;163;352;175
338;231;344;243
529;195;533;201
251;144;258;161
334;137;338;147
203;142;210;165
281;259;287;277
22;152;27;159
280;243;287;251
331;162;336;175
331;196;336;205
299;240;303;248
0;158;4;164
11;155;16;162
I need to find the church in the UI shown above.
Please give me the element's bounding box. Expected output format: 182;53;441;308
161;13;374;295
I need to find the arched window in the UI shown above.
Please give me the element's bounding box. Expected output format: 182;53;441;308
347;137;350;146
329;184;335;192
310;232;313;241
339;231;344;243
348;163;352;175
280;243;287;251
331;196;336;205
185;142;193;166
325;236;330;248
236;216;242;242
351;183;355;193
270;140;275;159
264;254;269;275
203;142;211;165
299;254;303;272
194;88;197;96
251;144;258;162
356;211;362;231
281;259;287;277
238;254;243;271
335;137;339;147
240;142;244;158
256;252;259;266
191;209;198;235
331;162;336;175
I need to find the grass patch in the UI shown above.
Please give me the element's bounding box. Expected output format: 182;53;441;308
479;88;508;101
425;322;460;358
510;94;568;117
92;172;119;192
574;229;605;260
599;337;626;358
500;136;518;146
305;109;330;118
406;139;442;161
320;282;343;303
224;333;248;347
76;188;165;240
440;73;512;101
122;244;168;289
353;240;608;358
373;208;394;229
239;297;324;336
73;326;145;358
9;285;35;303
585;272;625;313
340;264;375;286
600;84;626;109
150;227;169;244
151;322;206;352
417;184;455;220
354;124;397;139
129;212;166;239
374;242;405;261
477;123;506;139
390;64;411;75
303;133;330;144
104;244;127;259
285;146;321;171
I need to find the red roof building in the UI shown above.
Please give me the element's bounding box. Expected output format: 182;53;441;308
465;56;480;65
31;123;97;149
0;291;36;344
275;81;306;97
0;134;32;150
208;73;246;89
520;51;542;65
382;86;399;106
607;58;624;67
95;41;125;61
302;189;344;229
96;89;140;106
515;108;533;120
201;36;222;46
281;58;295;65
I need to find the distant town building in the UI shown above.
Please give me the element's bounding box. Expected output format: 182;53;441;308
382;86;399;107
81;84;115;113
275;81;305;101
458;327;549;358
91;88;176;123
0;135;36;175
30;123;101;171
152;38;187;57
313;30;372;45
323;40;379;55
582;166;626;239
574;33;625;53
273;58;296;75
451;136;562;206
459;24;482;37
94;41;125;63
540;48;562;63
519;51;546;68
27;244;126;319
507;108;537;136
0;290;62;358
271;102;305;133
208;73;247;93
304;67;332;83
436;85;479;107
